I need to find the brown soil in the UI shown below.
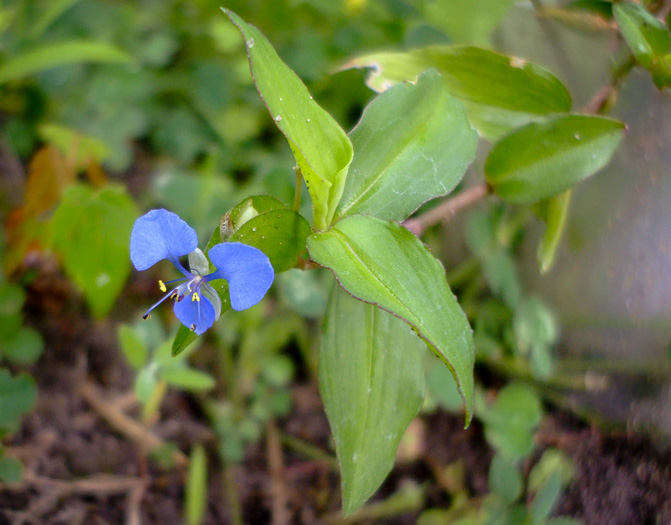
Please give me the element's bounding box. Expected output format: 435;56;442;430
1;264;671;524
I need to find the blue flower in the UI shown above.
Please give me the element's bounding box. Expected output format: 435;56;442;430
130;209;274;335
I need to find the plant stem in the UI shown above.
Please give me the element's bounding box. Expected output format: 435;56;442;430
582;55;636;115
280;433;338;467
293;169;303;212
266;420;290;525
403;182;489;236
223;462;243;525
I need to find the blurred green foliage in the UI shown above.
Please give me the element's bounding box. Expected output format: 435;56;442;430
0;0;668;520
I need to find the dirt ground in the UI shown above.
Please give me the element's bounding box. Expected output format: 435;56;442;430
1;261;671;525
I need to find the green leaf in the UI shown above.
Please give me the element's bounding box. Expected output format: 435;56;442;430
30;0;83;39
485;115;625;204
135;366;158;404
228;209;311;273
320;284;425;515
479;383;542;460
118;325;149;370
0;40;133;85
172;325;199;357
531;470;562;525
307;215;475;423
0;455;24;483
1;327;43;365
423;0;516;46
650;54;671;89
537;190;572;274
489;453;522;504
185;445;208;525
344;46;571;140
529;449;575;492
51;184;138;317
223;9;353;230
614;2;670;67
160;368;216;392
567;0;613;19
38;123;111;166
0;369;37;429
335;70;477;222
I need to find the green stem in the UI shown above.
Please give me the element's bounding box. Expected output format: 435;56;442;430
293;169;303;213
142;380;167;424
280;433;338;468
223;461;243;525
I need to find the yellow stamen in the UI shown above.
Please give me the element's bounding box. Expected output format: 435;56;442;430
158;280;167;292
143;313;151;320
192;292;200;302
190;324;196;331
170;290;178;300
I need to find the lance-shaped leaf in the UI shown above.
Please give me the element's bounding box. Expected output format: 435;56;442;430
321;284;425;515
334;70;477;222
614;2;670;67
342;46;571;140
224;9;353;230
485;114;625;204
307;215;474;423
0;40;133;85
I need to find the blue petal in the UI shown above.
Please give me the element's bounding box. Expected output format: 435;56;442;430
173;293;216;335
130;209;198;271
207;243;274;311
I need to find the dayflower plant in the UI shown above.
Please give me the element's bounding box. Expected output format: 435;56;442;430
130;209;274;335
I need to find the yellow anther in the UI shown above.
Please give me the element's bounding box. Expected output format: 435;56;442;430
192;292;200;302
159;280;167;292
190;324;196;331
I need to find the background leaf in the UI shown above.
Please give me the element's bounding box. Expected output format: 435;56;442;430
160;368;216;392
423;0;516;46
185;445;208;525
224;9;353;229
118;325;148;370
307;215;474;423
51;184;138;317
320;284;425;515
0;370;37;430
344;46;571;140
485;115;625;204
479;382;542;460
335;70;477;222
0;40;133;85
536;190;572;274
0;455;24;483
614;2;670;67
